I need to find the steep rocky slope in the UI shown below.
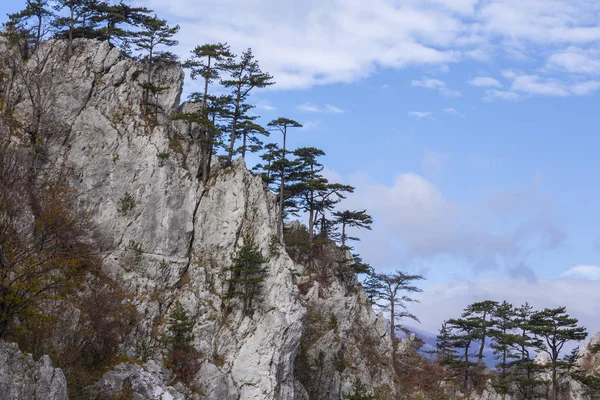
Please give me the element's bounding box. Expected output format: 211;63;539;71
0;38;399;399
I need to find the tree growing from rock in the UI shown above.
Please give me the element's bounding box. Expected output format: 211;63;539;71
222;48;274;163
91;1;152;48
332;209;373;248
363;270;424;342
267;117;302;243
183;43;234;182
132;15;179;63
52;0;101;57
224;233;268;316
530;306;588;400
6;0;54;49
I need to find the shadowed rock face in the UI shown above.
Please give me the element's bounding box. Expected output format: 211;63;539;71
0;38;400;399
0;342;67;400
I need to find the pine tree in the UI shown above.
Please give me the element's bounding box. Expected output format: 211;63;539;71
489;301;519;392
222;48;274;163
91;1;152;47
6;0;54;49
224;233;268;316
183;43;234;181
463;300;499;363
132;15;179;63
253;142;280;185
363;270;424;342
237;117;268;159
332;210;373;248
52;0;101;57
168;300;194;350
445;316;481;390
266;118;302;243
530;306;588;400
286;147;327;238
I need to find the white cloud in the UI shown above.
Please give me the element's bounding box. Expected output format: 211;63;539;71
440;88;463;97
571;80;600;96
510;74;571;96
140;0;600;90
324;104;344;114
300;120;321;130
562;265;600;280
468;76;502;88
405;278;600;338
297;103;321;113
483;89;520;101
412;78;446;89
297;103;344;114
257;104;276;112
443;108;465;117
330;170;563;273
546;47;600;75
408;111;432;119
412;77;462;97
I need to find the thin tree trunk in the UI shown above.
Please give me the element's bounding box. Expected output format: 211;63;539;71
68;8;74;58
227;87;241;163
278;129;286;244
241;131;247;159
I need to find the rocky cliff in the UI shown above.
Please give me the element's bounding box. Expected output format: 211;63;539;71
0;38;399;399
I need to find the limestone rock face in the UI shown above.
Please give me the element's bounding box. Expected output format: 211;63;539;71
0;342;68;400
1;38;397;399
89;362;185;400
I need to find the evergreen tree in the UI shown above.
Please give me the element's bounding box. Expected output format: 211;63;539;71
167;300;194;350
343;379;375;400
91;1;152;47
253;142;280;184
286;147;327;239
444;316;481;390
489;301;518;392
509;302;546;399
463;300;499;363
363;270;424;342
266;117;302;243
436;321;459;366
132;15;179;63
6;0;54;48
52;0;101;57
237;116;268;159
183;43;234;182
224;233;268;316
332;209;373;248
530;306;587;400
222;48;274;163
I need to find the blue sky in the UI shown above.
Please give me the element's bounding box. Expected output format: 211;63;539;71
3;0;600;337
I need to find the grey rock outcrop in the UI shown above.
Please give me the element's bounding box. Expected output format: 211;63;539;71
89;362;185;400
0;342;68;400
0;38;399;399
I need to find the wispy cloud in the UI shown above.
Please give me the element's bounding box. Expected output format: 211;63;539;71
468;76;502;88
412;77;462;97
412;78;445;89
409;111;432;119
546;47;600;75
300;120;321;130
444;108;465;117
407;278;600;337
562;265;600;280
142;0;600;90
297;103;344;114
